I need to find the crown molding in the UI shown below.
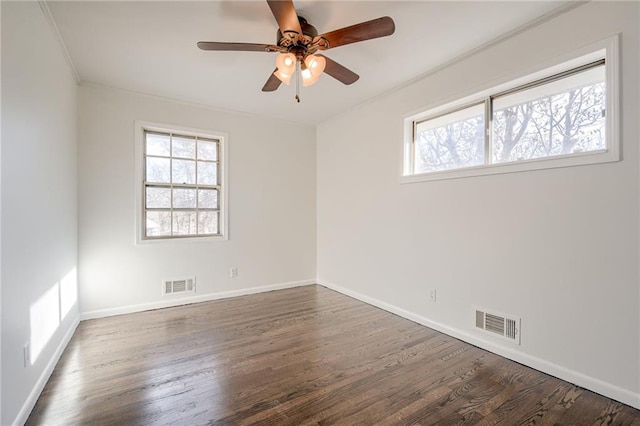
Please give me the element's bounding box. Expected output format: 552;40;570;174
38;0;81;84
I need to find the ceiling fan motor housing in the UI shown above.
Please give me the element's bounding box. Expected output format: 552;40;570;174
276;16;318;52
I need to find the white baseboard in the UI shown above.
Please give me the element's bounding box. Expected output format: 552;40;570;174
318;279;640;410
81;279;316;320
13;314;81;426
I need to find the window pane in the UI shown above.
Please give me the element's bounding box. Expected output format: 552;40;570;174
414;103;485;173
198;211;219;235
172;211;197;235
492;65;605;164
197;161;217;185
146;133;170;157
173;188;196;208
198;189;218;209
172;135;196;159
146;187;171;208
172;159;196;184
197;139;218;161
146;211;171;237
146;157;171;183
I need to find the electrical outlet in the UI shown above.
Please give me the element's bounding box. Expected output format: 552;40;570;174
23;342;30;367
230;267;238;278
428;288;437;303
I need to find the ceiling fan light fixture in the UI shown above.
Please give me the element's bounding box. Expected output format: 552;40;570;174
304;54;326;77
302;72;321;87
301;55;325;87
276;52;296;73
198;1;395;96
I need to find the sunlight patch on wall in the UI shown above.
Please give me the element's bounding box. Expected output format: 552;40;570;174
30;284;60;364
60;268;78;320
29;267;78;364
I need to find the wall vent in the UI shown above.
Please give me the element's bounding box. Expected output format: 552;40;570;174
475;308;520;345
163;277;196;296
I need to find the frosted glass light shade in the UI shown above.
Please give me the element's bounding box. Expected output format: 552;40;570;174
301;54;325;86
276;53;296;73
274;69;292;85
305;55;326;77
275;52;296;84
302;73;321;87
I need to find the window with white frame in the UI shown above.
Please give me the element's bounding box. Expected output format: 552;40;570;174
137;123;227;241
403;37;618;183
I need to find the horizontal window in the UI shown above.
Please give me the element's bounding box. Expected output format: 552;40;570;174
402;36;618;183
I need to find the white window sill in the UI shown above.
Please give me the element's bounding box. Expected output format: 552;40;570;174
400;149;618;184
137;235;229;245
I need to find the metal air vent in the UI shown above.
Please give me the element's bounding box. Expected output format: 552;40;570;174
475;308;520;345
163;277;196;296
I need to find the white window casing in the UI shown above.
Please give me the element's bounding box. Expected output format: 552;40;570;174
135;121;229;243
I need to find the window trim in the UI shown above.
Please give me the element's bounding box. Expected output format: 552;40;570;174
401;34;619;184
135;121;229;243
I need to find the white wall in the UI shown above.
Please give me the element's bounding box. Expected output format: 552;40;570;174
78;85;316;316
317;2;640;408
1;2;79;424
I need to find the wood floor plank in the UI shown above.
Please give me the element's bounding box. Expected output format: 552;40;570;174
26;285;640;425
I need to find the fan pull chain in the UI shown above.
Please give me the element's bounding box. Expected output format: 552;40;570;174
295;61;301;103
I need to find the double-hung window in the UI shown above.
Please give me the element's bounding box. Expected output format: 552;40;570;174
402;36;618;182
136;122;228;241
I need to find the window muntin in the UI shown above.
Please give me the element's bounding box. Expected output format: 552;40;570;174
143;130;222;239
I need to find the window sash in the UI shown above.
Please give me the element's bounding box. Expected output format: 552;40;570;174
412;101;487;174
144;210;220;239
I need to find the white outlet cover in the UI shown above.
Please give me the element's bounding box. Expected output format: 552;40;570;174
24;343;30;367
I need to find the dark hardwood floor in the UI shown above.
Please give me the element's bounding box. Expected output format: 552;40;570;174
27;285;640;425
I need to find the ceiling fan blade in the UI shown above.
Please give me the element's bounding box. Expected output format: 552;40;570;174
197;42;273;52
319;16;395;50
317;55;359;85
267;0;302;40
262;69;282;92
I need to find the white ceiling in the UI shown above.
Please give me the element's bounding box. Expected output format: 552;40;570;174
48;1;568;125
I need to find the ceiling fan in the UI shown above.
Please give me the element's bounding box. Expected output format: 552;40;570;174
197;0;395;101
